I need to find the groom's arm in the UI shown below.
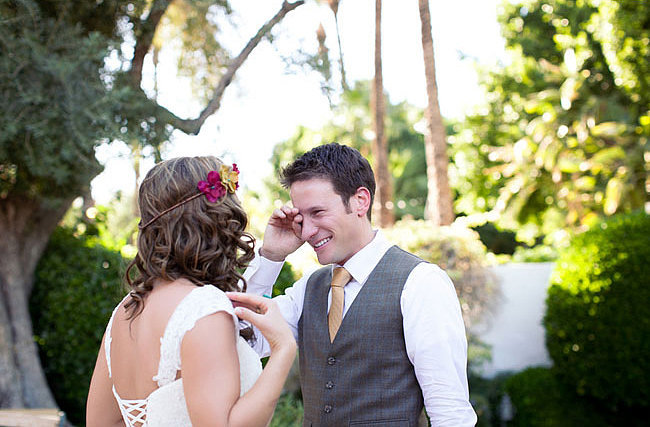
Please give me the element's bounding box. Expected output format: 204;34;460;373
243;249;310;357
402;263;477;426
243;249;284;296
242;204;307;356
241;250;283;358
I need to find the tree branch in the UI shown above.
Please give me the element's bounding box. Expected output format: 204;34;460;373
130;0;173;88
145;0;305;136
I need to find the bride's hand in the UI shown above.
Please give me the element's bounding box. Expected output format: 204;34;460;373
226;292;296;353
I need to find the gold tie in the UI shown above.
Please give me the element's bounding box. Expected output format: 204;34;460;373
328;267;352;342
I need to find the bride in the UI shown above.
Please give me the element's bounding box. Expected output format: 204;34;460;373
86;156;296;426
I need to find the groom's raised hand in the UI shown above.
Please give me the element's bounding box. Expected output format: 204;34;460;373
259;204;304;262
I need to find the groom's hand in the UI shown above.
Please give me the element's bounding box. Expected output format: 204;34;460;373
260;204;304;262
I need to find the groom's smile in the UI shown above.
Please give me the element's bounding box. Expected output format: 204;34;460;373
290;178;369;266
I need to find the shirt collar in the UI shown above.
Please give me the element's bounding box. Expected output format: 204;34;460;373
334;230;392;286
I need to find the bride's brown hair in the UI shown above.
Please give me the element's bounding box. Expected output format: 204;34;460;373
124;156;255;323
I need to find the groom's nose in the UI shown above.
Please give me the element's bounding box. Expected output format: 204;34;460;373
301;218;318;242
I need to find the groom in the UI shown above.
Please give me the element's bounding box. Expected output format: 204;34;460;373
243;143;476;426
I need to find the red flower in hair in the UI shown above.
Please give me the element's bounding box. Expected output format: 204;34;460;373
197;171;226;202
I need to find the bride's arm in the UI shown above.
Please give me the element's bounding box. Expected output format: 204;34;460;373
86;334;127;427
181;295;296;427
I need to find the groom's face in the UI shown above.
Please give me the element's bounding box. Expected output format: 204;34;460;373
290;178;366;266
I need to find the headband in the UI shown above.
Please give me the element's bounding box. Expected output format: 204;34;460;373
139;163;239;230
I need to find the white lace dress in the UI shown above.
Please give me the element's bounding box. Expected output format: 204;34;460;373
103;286;263;426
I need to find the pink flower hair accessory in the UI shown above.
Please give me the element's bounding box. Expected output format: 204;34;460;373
139;163;240;229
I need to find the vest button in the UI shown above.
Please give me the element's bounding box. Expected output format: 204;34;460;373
324;404;332;413
325;381;334;389
327;356;336;365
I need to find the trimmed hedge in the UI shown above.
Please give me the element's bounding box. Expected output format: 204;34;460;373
30;227;126;424
544;211;650;409
469;372;512;427
505;367;610;426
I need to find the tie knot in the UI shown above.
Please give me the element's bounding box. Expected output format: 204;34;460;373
331;267;351;288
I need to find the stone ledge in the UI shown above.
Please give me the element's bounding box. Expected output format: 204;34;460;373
0;409;65;427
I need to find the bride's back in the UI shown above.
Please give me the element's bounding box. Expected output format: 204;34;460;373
109;280;195;399
87;156;261;426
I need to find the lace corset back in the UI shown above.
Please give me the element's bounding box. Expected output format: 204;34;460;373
104;286;263;427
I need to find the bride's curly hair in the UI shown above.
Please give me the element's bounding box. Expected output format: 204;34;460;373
124;156;255;330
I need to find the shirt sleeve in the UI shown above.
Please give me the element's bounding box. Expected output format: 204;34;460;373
243;249;285;295
401;263;477;426
242;249;312;358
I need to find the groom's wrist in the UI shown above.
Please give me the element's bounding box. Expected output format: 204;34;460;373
259;246;286;262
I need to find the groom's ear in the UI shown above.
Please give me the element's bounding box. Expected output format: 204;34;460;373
351;187;371;218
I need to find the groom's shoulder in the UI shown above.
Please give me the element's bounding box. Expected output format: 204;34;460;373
300;264;331;286
385;245;428;266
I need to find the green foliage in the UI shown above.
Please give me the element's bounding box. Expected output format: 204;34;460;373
160;0;233;103
61;193;140;257
592;0;650;112
472;222;519;255
269;393;303;427
504;367;617;427
0;0;119;200
451;0;649;242
266;81;429;220
511;244;558;262
469;372;512;427
30;227;126;424
272;262;297;297
544;211;650;409
34;0;148;39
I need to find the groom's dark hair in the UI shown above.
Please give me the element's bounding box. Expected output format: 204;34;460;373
280;143;376;220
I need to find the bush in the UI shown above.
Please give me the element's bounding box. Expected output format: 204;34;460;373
472;222;519;255
505;367;611;426
30;227;126;424
544;211;650;409
469;372;512;427
272;262;297;297
270;393;303;427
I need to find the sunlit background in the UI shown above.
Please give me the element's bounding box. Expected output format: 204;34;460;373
92;0;505;203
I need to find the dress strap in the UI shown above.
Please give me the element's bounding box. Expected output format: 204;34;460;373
104;294;132;379
153;286;238;387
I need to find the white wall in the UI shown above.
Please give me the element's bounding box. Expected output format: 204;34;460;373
473;263;555;377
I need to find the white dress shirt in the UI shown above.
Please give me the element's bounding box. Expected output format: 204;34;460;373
244;230;477;426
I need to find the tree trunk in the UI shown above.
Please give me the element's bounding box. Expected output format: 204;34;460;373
0;0;305;413
371;0;394;228
327;0;349;91
418;0;454;225
0;196;73;408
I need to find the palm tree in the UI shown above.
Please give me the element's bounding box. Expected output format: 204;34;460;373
418;0;454;225
371;0;395;227
326;0;349;91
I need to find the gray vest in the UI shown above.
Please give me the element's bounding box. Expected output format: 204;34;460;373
298;246;424;427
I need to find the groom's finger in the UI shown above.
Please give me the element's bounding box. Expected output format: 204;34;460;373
280;205;297;217
292;213;303;237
